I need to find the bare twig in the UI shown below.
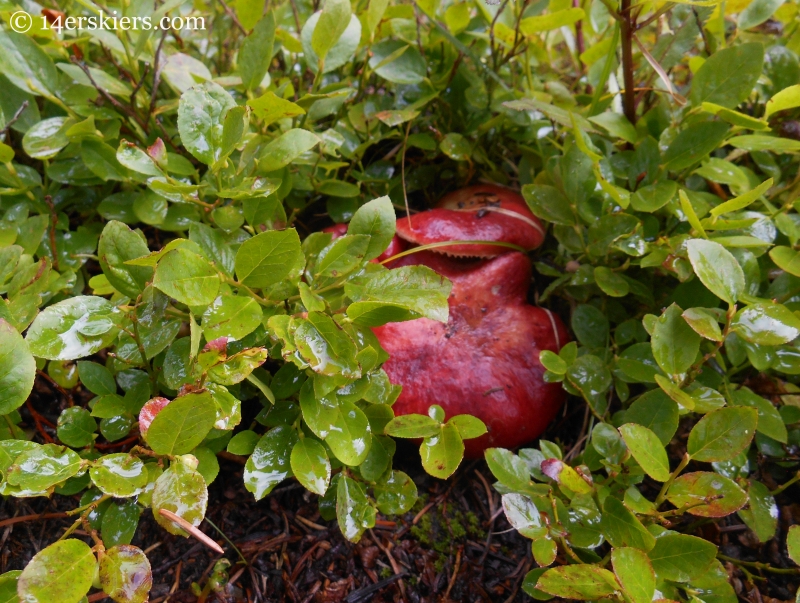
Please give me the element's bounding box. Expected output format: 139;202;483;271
157;509;225;554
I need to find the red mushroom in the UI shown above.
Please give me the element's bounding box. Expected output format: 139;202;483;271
374;185;567;457
395;184;546;258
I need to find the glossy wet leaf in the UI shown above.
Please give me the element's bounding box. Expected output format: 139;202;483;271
177;82;237;166
0;319;35;415
729;387;788;443
324;398;371;466
259;129;320;172
619;423;670;481
6;444;82;492
101;499;141;547
56;407;97;448
22;117;69;160
202;295;263;341
153;248;220;306
731;303;800;346
290;438;330;495
690;43;764;108
647;532;717;582
663;122;729;171
99;545;152;603
152;461;208;536
535;565;618;600
612;547;655;603
0;570;20;603
336;475;375;542
682;308;724;342
244;425;298;499
77;361;117;396
239;13;276;91
686;239;745;305
17;539;95;603
687;406;758;462
448;415;487;439
738;479;778;542
651;303;701;376
90;454;148;497
144;392;216;455
26;296;119;360
347;196;396;260
501;493;546;539
97;221;152;298
599;495;656;550
235;229;304;289
421;422;464;479
374;470;417;514
666;471;748;517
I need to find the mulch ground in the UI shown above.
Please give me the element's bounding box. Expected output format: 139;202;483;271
3;390;800;602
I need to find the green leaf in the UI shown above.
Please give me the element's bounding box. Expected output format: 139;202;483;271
651;303;701;376
101;500;141;547
619;423;671;481
244;425;298;499
17;540;95;603
571;304;609;347
374;470;417;514
612;547;656;603
690;43;764;108
594;266;629;297
770;245;800;277
22;117;69;160
682;308;724;342
239;12;276;90
26;296;119;360
324;398;371;465
666;471;748;516
202;294;263;341
347;196;396;261
765;84;800;120
152;460;208;536
56;407;97;448
0;319;35;415
0;570;20;603
536;565;618;600
177;82;237;165
144;393;216;455
247;91;305;127
589;111;638;143
294;313;360;378
729;386;788;443
153;248;220;306
312;0;352;62
787;525;800;564
728;134;800;153
501;493;547;539
448;415;488;439
99;545;152;603
345;265;452;325
235;229;304;289
522;184;575;225
731;303;800;346
624;389;679;445
336;475;375;542
290;438;330;495
738;479;778;542
709;178;772;217
98;221;153;298
384;414;441;438
116;140;161;177
77;361;117;396
259;129;320;172
663;121;730;171
368;39;425;84
648;532;717;582
600;495;656;550
739;0;785;30
421;422;464;479
0;31;58;96
7;444;82;492
687;406;759;462
90;454;148;498
685;238;745;304
630;181;678;213
314;235;370;279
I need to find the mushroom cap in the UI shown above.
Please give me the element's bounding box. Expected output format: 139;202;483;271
395;184;545;258
374;251;567;457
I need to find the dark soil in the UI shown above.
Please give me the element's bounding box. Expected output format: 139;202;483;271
3;389;800;602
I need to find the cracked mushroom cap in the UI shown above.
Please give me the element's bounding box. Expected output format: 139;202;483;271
395;184;545;258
